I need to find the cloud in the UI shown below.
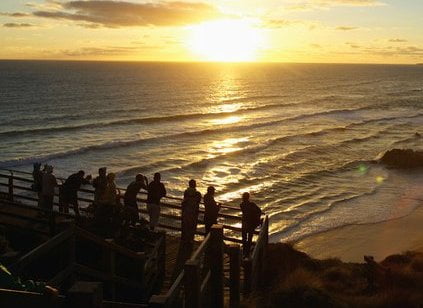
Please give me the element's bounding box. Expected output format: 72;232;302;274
0;12;30;17
336;26;358;31
388;38;407;43
60;46;140;56
3;23;35;28
345;42;361;48
31;1;225;28
339;43;423;57
286;0;384;10
264;19;298;28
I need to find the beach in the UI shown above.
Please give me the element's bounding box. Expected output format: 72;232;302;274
295;203;423;263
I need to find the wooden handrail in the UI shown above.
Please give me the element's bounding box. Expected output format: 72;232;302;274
0;170;258;244
0;174;243;221
75;227;145;261
11;228;74;273
0;168;240;210
190;233;210;261
251;216;269;261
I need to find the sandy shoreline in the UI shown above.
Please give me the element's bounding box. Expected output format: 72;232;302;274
295;204;423;263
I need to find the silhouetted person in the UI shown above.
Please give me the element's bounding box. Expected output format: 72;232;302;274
181;179;202;244
203;186;221;234
104;173;118;205
32;163;43;207
60;170;91;217
41;165;57;211
123;174;148;226
146;173;166;231
240;192;262;257
94;172;119;232
92;167;107;205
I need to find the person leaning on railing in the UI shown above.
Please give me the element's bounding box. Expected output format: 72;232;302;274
123;173;148;227
59;170;91;218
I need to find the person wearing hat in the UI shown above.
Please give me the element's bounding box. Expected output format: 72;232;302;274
123;174;148;226
203;186;221;234
41;165;57;211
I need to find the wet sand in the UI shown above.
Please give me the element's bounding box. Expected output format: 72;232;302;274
295;204;423;263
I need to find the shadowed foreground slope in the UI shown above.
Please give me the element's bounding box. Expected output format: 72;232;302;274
242;243;423;307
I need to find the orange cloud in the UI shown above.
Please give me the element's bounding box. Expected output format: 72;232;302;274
31;1;225;28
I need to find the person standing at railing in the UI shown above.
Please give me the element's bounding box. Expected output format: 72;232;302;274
203;186;221;234
240;192;262;257
181;179;202;244
94;172;120;230
92;167;107;206
123;173;148;226
41;165;57;212
60;170;91;218
31;163;44;208
146;172;166;231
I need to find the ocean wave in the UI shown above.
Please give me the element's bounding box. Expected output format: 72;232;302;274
270;186;382;242
2;108;421;168
0;95;396;138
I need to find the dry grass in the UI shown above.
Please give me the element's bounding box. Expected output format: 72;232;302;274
243;243;423;307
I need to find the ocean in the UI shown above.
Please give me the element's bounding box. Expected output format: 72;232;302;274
0;61;422;242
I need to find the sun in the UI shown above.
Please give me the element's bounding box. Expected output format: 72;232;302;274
188;19;264;62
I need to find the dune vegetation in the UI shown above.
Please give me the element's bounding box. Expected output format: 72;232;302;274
242;243;423;307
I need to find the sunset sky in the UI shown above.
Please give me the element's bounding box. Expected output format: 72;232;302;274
1;0;422;63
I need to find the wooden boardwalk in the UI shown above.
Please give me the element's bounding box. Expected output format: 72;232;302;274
0;169;269;307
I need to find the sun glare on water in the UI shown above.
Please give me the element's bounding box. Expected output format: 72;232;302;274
188;19;264;62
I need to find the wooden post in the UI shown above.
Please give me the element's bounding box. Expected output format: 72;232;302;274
67;281;103;308
49;211;57;236
136;252;146;302
149;295;168;308
68;232;76;286
209;224;224;308
228;244;241;308
184;259;201;308
243;258;252;296
158;232;166;291
103;239;116;300
8;174;13;201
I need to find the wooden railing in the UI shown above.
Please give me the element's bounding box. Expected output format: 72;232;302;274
0;284;149;308
9;225;164;303
149;224;225;308
0;169;258;243
243;215;269;295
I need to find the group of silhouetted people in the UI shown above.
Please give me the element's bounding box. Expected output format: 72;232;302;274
32;163;263;256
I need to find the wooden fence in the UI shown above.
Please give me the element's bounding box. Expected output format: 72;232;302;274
0;282;149;308
9;225;165;303
149;225;226;308
242;215;269;295
148;218;269;308
0;169;258;243
0;168;270;307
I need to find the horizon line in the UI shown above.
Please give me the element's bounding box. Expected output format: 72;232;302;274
0;59;421;66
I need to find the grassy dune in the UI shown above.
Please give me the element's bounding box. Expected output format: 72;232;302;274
243;243;423;307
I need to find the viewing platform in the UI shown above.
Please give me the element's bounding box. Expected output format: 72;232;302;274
0;169;269;307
